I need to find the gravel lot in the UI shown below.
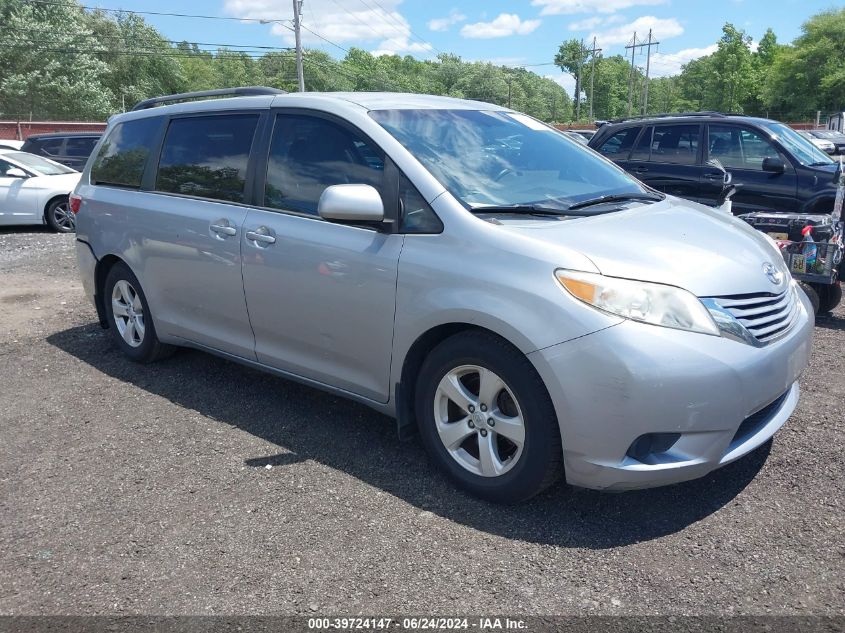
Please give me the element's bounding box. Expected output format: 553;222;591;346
1;228;843;617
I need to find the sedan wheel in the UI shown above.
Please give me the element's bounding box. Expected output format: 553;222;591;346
46;198;75;233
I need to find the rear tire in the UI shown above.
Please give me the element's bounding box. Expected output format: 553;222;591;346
45;196;74;233
415;331;563;503
799;282;820;315
817;283;842;314
103;262;173;363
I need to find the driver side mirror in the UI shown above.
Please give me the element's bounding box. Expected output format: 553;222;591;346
5;167;28;178
318;184;385;224
762;157;785;174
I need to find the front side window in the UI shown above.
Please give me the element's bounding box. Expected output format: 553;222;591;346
156;114;259;203
370;109;647;209
709;125;788;171
91;117;160;188
596;127;640;159
650;124;700;165
264;114;385;215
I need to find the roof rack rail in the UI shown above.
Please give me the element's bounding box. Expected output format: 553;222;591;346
607;111;730;124
131;86;286;111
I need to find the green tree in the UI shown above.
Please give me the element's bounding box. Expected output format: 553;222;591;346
765;8;845;119
554;39;590;119
0;0;112;119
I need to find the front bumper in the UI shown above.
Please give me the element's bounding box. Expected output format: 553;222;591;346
529;290;813;490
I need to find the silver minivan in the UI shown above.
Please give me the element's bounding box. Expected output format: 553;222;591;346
72;88;813;503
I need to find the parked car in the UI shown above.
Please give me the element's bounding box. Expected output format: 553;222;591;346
21;132;102;170
0;140;24;150
563;130;589;145
805;129;845;155
589;112;840;215
0;149;81;231
829;111;844;133
73;88;813;502
798;130;836;154
569;129;596;142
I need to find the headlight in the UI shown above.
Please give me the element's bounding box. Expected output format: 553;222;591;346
556;269;720;336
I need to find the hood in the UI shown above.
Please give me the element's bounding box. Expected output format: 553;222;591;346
494;197;791;297
38;172;82;187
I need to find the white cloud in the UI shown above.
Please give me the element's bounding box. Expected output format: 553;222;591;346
591;15;683;47
568;14;624;30
428;10;466;32
545;72;577;98
532;0;667;16
648;44;717;77
223;0;434;56
461;13;542;39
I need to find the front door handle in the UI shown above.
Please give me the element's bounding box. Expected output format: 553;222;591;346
246;227;276;245
210;223;237;237
703;172;725;181
631;166;649;174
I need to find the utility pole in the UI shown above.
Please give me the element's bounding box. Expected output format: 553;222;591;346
575;39;584;121
625;30;660;116
585;37;602;121
292;0;305;92
641;29;658;114
506;74;513;108
626;32;637;117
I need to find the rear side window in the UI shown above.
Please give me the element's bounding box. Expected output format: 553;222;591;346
39;139;64;156
65;137;98;157
156;114;260;203
596;127;640;159
264;114;385;215
651;124;700;165
630;127;653;161
91;118;160;188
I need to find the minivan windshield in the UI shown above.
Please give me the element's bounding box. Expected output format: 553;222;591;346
759;121;833;166
7;151;77;175
369;109;652;210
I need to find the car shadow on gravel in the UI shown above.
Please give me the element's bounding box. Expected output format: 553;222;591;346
815;313;845;331
49;323;771;549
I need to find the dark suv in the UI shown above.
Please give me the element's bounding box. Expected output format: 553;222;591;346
21;132;102;171
588;112;840;215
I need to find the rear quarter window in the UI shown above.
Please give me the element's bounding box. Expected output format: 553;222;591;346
91;118;161;188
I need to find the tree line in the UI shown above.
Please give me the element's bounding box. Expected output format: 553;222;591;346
556;8;845;123
0;0;842;125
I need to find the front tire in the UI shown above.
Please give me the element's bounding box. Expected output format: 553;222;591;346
45;196;74;233
415;331;563;503
817;282;842;314
103;262;173;363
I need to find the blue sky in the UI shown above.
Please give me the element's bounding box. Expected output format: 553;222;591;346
112;0;838;94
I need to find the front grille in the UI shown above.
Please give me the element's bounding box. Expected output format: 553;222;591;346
707;288;798;344
731;390;789;446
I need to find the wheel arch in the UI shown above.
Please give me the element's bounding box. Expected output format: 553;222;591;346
42;193;69;223
394;322;552;441
93;254;126;328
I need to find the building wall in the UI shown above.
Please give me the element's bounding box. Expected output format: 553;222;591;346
0;121;107;141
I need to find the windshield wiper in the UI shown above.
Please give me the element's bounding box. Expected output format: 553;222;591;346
566;192;664;211
469;204;615;217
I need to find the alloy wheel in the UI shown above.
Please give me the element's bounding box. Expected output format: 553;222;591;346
111;280;145;348
433;364;526;477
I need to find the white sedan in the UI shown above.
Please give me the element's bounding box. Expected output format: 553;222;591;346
0;149;82;232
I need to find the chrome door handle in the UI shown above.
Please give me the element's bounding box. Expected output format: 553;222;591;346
246;228;276;245
210;223;237;236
